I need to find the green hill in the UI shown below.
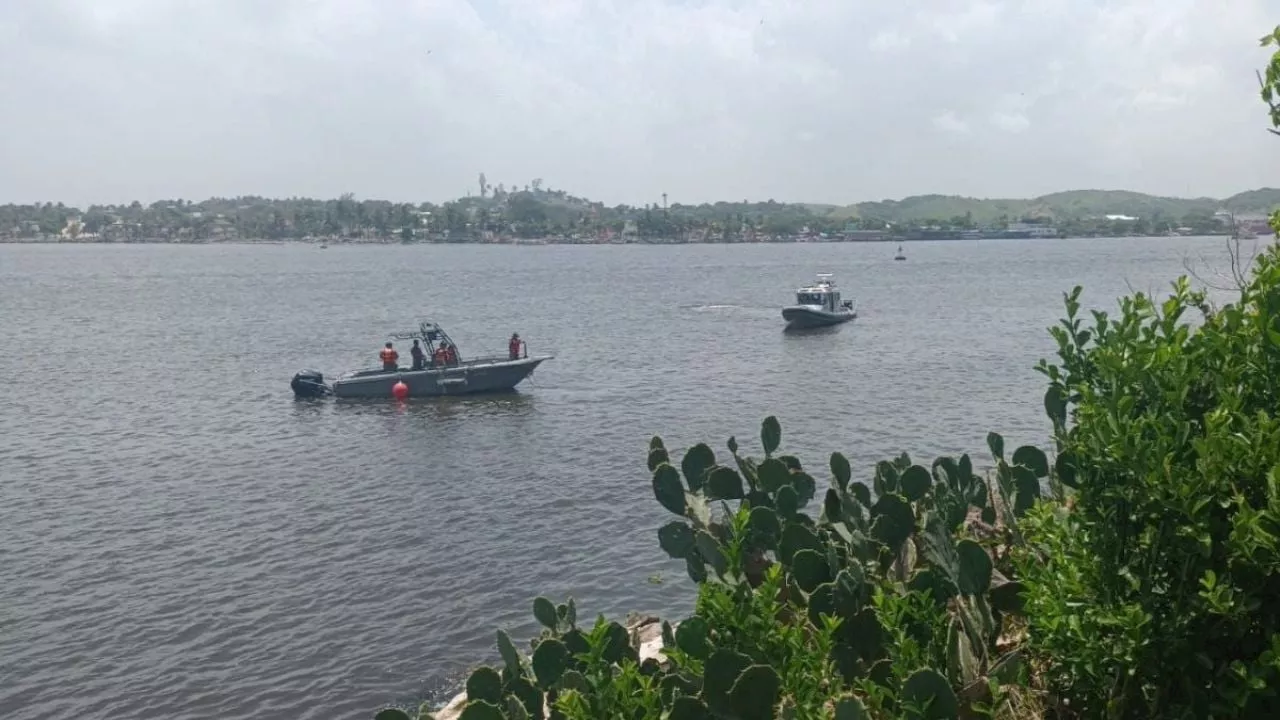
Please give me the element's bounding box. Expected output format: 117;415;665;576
1223;187;1280;211
839;188;1280;224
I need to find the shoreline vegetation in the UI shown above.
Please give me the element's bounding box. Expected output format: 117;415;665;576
2;186;1277;246
370;31;1280;720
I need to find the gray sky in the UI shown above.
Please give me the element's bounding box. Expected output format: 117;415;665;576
1;0;1276;207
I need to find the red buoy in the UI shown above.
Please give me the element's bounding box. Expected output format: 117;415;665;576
391;380;409;400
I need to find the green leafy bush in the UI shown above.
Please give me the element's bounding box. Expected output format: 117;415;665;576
377;419;1050;720
1264;25;1280;236
1017;258;1280;717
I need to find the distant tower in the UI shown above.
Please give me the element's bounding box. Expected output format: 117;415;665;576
662;193;668;211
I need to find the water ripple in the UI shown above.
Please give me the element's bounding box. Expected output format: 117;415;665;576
0;237;1239;719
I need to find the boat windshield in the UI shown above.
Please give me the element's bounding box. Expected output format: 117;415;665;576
797;293;827;305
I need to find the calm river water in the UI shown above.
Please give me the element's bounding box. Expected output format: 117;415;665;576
0;237;1243;719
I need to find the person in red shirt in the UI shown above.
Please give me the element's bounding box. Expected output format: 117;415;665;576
379;342;399;371
443;342;458;366
508;332;523;360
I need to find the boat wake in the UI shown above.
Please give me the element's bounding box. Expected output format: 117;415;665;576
685;303;781;321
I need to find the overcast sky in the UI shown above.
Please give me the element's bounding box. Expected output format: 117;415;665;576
1;0;1276;208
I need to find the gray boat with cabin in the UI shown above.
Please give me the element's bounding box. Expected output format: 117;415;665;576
290;321;551;399
781;274;858;329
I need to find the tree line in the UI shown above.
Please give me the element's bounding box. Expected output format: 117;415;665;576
2;181;1274;242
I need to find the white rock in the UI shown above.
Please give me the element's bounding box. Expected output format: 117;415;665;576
429;616;671;720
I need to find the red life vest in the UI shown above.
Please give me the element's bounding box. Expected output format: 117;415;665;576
380;347;398;364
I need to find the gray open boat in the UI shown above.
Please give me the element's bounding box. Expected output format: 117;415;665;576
781;273;858;329
290;321;551;399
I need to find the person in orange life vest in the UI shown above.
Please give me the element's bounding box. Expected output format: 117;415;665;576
432;344;448;367
508;332;522;360
410;339;427;370
379;341;399;371
443;342;458;366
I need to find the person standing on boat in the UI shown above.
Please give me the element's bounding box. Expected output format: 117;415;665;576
379;342;399;372
410;339;427;370
432;343;448;367
508;332;523;360
443;341;458;366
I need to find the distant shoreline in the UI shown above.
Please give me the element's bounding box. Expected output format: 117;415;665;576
0;233;1241;247
3;186;1273;245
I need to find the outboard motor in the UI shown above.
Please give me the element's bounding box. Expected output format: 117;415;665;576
291;369;332;398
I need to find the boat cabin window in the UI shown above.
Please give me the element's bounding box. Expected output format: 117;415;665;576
797;293;827;305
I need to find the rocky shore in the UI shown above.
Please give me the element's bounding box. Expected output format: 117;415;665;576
428;615;668;720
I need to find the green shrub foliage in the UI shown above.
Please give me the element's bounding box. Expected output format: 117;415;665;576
382;418;1049;720
1017;254;1280;717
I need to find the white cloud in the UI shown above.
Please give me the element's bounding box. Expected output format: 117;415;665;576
919;0;1003;44
991;112;1031;133
1131;90;1188;109
933;111;971;135
0;0;1275;206
869;29;910;52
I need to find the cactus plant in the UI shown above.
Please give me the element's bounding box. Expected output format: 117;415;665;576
503;697;530;720
789;548;830;592
465;667;504;705
457;701;505;720
775;484;799;517
675;616;711;659
706;466;746;501
659;521;696;559
694;530;728;577
532;597;558;631
531;638;569;688
873;460;899;496
668;696;712;720
681;443;717;493
830;452;852;491
648;444;669;472
901;668;959;719
747;506;781;548
1012;444;1049;477
599;620;636;665
833;696;867;719
761;415;782;455
729;665;781;720
758;458;790;493
899;465;932;502
778;522;822;565
496;630;522;678
869;494;913;553
986;432;1004;460
380;417;1043;720
956;540;992;596
504;676;541;719
653;463;688;516
946;617;979;687
702;649;754;715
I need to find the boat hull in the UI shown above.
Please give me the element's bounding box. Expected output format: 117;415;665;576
330;356;550;399
782;306;856;329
